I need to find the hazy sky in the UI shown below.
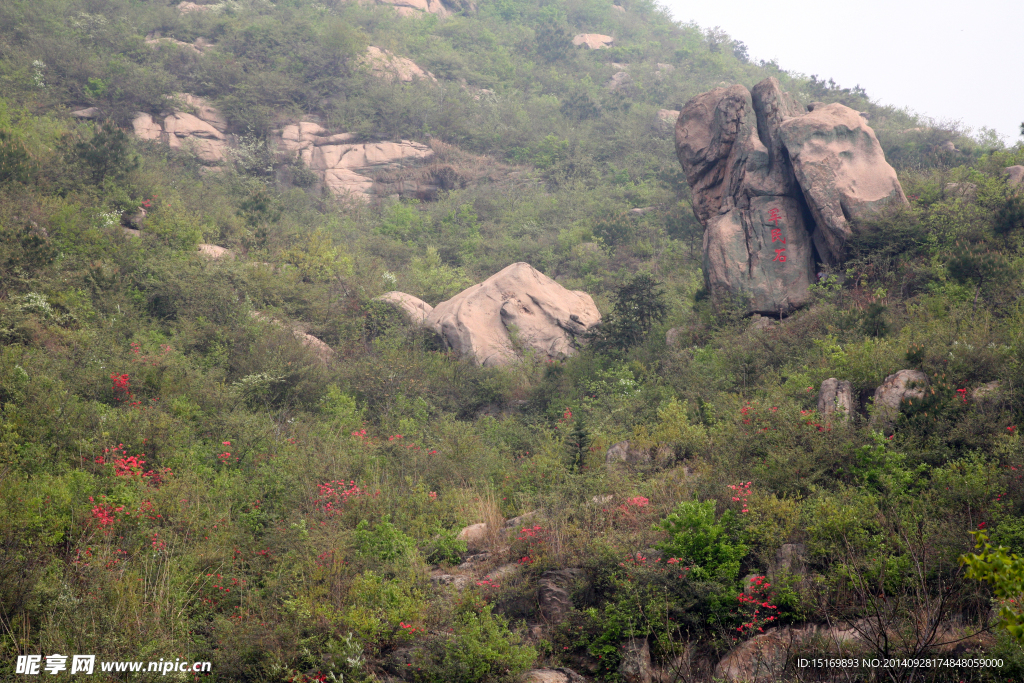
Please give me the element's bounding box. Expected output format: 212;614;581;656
658;0;1023;145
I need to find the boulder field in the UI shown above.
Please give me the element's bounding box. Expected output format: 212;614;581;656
380;262;601;367
675;77;908;316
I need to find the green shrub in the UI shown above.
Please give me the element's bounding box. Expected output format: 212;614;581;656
354;515;416;564
414;603;536;683
656;500;747;583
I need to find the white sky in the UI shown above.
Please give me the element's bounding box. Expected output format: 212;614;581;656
657;0;1024;145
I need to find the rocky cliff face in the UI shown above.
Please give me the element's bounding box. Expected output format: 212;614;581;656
676;77;907;315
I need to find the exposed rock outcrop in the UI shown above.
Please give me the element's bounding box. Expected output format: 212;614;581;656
817;378;854;421
363;46;437;82
131;95;229;164
1006;166;1024;189
375;0;451;16
655;108;679;134
378;291;434;324
573;34;613;49
197;244;232;259
274;121;435;199
457;523;489;551
714;624;862;682
605;440;673;468
675;77;907;315
618;638;652;683
538;569;585;625
872;369;927;424
424;263;600;367
145;32;215;53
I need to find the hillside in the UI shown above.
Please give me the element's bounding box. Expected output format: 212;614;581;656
3;0;1024;681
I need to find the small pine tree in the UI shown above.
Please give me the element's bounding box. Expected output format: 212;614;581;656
592;272;669;353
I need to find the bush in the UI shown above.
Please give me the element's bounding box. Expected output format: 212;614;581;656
656;500;747;583
414;603;536;683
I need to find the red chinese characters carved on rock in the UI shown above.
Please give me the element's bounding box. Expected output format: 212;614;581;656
768;208;782;226
770;227;785;244
773;248;787;262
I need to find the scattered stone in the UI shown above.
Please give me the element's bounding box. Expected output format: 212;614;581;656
197;244;232;259
1005;166;1024;189
713;629;791;681
972;380;1002;406
591;494;613;505
484;563;519;582
817;378;854;421
945;182;977;201
749;315;776;331
618;638;652;683
629;206;655;215
121;208;146;231
606;440;648;466
425;262;601;367
655;108;679;134
431;574;469;590
572;33;613;49
363;46;438;82
504;510;539;529
605;441;673;467
457;523;489;551
177;1;215;12
939;140;958;152
378;291;434;324
872;369;927;424
293;329;335;363
665;327;681;347
71;107;102;119
374;0;450;16
606;70;632;92
520;668;588;683
611;4;624;11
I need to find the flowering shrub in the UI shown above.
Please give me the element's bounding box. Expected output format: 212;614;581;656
313;480;364;516
512;524;550;566
733;575;779;639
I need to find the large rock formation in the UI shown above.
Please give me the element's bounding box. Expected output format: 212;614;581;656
675;78;908;315
572;34;613;49
425;263;600;366
362;46;437;82
274;122;435;199
384;264;600;366
131;94;230;165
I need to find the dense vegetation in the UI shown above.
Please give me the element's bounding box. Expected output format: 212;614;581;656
2;0;1024;681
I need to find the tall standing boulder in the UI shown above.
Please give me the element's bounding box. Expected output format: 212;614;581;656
818;378;855;421
676;77;908;314
425;263;600;367
676;79;814;315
